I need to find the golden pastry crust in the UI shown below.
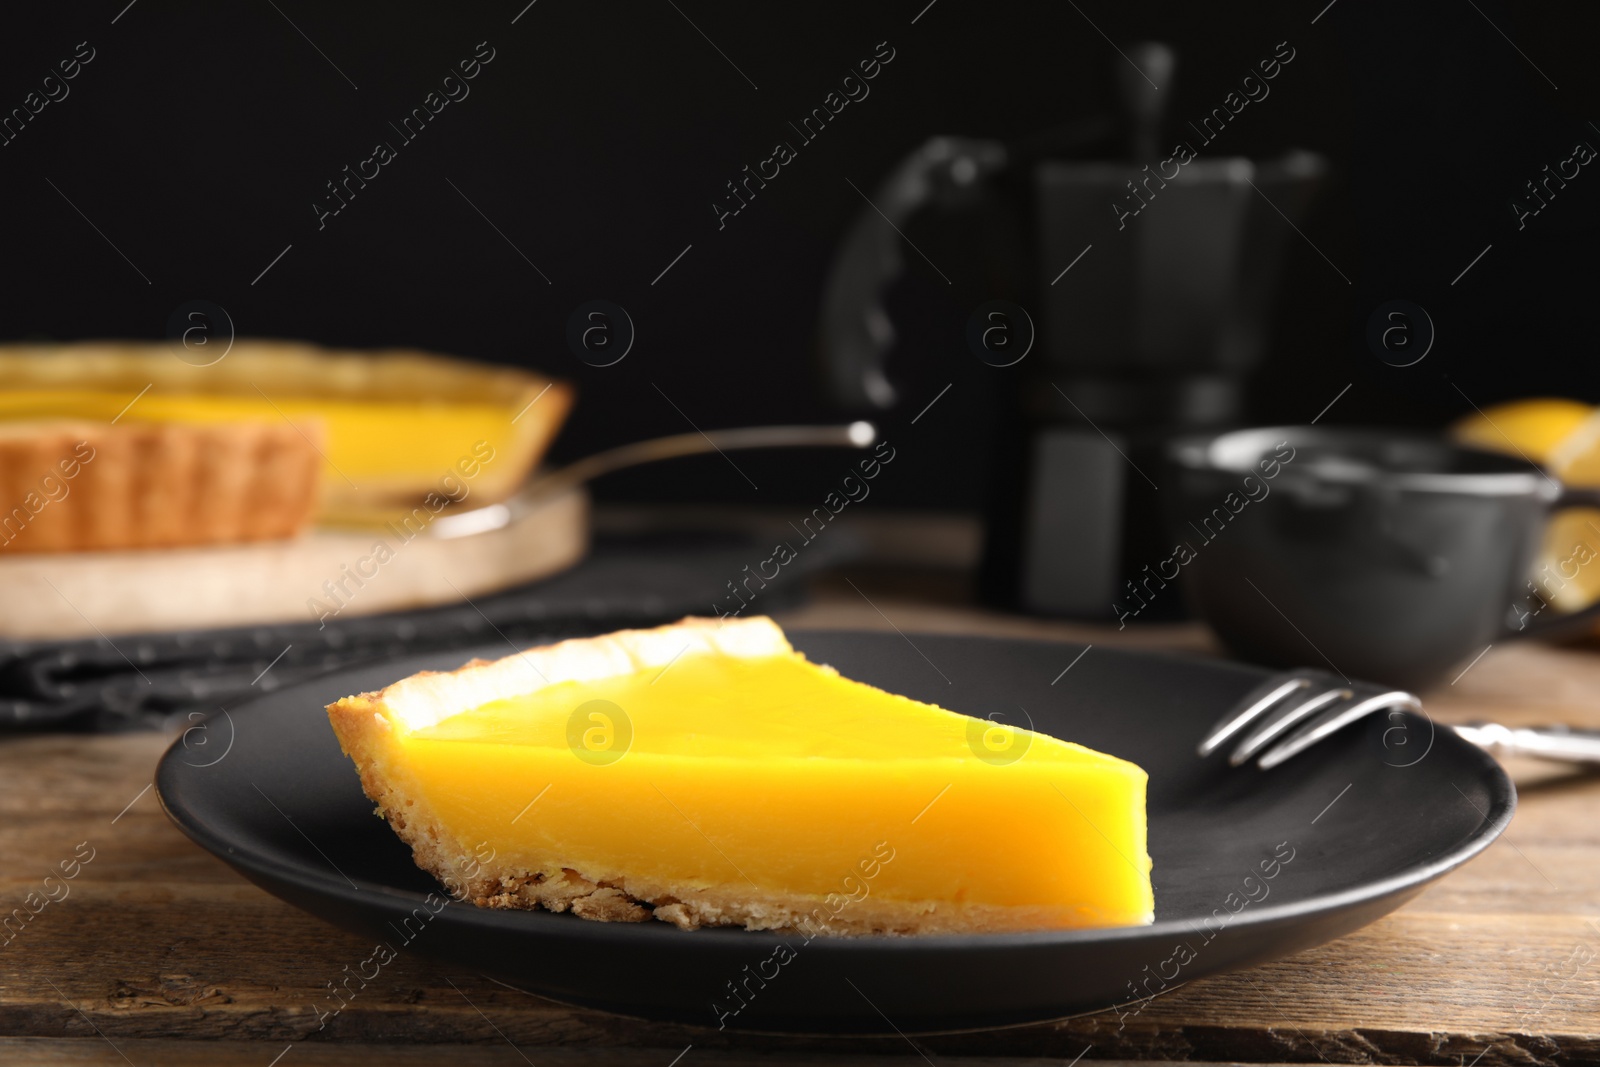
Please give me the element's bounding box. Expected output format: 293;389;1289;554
0;419;321;552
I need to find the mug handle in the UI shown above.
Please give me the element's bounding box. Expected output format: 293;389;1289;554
1509;484;1600;637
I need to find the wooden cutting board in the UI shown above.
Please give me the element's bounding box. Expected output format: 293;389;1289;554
0;486;587;640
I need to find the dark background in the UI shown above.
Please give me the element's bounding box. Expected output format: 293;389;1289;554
2;0;1595;508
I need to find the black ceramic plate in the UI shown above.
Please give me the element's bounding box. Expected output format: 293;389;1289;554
156;631;1513;1034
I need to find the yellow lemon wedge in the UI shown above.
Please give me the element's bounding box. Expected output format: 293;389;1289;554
1450;399;1600;617
1451;398;1595;461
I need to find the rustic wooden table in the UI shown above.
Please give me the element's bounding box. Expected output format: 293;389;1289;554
2;570;1597;1066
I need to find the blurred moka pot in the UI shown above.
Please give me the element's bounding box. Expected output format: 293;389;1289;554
819;43;1325;618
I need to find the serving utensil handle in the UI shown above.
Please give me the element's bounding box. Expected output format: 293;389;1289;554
427;422;877;539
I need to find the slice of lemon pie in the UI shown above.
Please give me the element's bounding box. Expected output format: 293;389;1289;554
327;617;1153;936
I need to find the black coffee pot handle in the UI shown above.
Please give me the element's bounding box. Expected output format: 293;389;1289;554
818;136;1007;409
1512;483;1600;637
818;45;1178;410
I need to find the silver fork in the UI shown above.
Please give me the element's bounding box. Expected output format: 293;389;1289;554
1200;669;1600;769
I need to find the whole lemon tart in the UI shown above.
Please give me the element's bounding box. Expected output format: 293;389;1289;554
0;340;573;523
326;617;1154;936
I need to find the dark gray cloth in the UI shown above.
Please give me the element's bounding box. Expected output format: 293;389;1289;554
0;532;855;733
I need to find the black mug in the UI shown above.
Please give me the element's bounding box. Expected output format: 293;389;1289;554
1164;426;1600;690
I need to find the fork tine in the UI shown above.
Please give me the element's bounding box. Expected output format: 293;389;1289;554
1198;675;1311;757
1256;690;1423;770
1228;685;1352;766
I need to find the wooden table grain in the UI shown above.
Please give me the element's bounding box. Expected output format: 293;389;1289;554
2;571;1597;1066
